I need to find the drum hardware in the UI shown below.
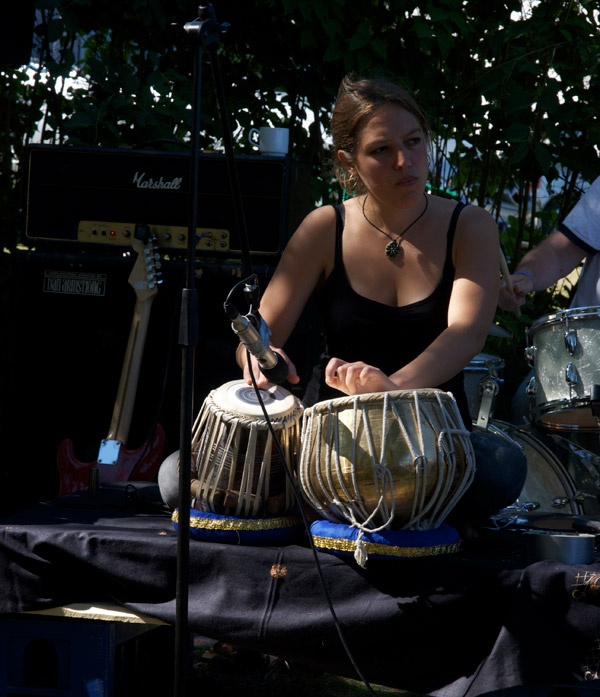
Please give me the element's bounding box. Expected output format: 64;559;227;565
565;327;578;354
565;362;578;390
485;511;598;564
464;353;504;427
476;368;500;430
525;306;600;431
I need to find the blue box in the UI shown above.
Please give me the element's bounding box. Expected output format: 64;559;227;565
0;614;173;696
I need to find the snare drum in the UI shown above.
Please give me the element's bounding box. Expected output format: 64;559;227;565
298;389;475;531
526;306;600;431
190;380;303;517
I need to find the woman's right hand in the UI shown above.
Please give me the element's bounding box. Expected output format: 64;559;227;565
238;345;300;389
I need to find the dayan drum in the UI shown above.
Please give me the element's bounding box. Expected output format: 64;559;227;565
526;307;600;431
190;380;304;518
298;389;475;531
464;352;504;428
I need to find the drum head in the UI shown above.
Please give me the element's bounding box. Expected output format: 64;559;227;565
482;420;582;515
212;380;298;419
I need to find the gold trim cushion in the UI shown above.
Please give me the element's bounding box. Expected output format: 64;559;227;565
172;509;303;545
311;520;461;560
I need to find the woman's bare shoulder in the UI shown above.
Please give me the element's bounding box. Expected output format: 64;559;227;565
286;204;338;250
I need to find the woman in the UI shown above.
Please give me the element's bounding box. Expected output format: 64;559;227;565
238;74;526;526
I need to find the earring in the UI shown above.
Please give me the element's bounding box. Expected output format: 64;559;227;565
341;168;359;193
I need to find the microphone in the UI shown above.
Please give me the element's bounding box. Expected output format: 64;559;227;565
225;303;289;385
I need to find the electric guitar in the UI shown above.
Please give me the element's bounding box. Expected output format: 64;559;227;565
57;226;165;496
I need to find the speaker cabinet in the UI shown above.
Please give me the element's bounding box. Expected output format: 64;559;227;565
2;250;320;511
4;250;243;508
23;145;311;259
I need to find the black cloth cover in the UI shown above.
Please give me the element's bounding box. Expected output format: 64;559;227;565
1;483;600;696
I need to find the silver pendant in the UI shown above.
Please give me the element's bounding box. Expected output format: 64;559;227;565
385;239;401;259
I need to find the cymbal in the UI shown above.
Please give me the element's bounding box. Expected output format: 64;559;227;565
488;323;512;338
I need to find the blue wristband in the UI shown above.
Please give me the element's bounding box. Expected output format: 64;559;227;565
514;269;534;283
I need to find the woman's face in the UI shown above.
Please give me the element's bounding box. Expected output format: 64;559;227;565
343;103;429;208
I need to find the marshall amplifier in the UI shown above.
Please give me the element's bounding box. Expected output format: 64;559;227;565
23;144;311;258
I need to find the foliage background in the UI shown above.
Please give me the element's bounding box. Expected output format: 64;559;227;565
2;0;600;419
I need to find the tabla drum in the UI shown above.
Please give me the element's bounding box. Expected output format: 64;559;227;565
190;380;304;517
298;388;475;531
464;352;504;427
476;419;584;516
526;306;600;431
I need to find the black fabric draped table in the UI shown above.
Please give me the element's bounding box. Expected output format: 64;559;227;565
2;482;600;696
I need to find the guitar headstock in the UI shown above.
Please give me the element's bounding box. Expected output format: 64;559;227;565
129;224;162;301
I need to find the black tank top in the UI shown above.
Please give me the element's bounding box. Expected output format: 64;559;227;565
317;201;471;429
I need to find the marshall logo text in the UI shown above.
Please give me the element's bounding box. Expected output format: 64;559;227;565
132;171;183;190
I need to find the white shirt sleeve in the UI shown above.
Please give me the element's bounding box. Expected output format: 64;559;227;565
561;176;600;252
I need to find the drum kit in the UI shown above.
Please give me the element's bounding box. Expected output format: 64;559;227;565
470;308;600;521
159;306;600;547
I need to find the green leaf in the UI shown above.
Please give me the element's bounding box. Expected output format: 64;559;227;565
67;111;98;128
534;141;552;174
505;123;530;142
47;18;64;43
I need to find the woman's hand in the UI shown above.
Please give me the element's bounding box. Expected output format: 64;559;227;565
324;357;396;395
240;345;300;389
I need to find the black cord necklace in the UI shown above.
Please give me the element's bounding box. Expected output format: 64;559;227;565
361;193;429;259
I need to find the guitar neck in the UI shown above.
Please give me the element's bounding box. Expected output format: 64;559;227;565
106;295;155;444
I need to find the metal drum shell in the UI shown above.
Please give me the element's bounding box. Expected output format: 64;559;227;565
190;380;304;518
299;388;475;531
527;306;600;431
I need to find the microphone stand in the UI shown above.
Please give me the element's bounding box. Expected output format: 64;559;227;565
175;5;253;695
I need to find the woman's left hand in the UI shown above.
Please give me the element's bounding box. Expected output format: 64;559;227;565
325;357;396;395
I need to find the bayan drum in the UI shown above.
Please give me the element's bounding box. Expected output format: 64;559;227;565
299;389;475;532
190;380;303;518
526;306;600;431
477;419;585;516
464;352;504;428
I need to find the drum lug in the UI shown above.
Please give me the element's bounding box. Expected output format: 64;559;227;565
526;375;536;397
564;328;578;355
565;362;579;388
476;376;498;429
524;345;536;367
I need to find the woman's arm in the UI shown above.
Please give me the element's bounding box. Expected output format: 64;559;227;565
237;205;335;387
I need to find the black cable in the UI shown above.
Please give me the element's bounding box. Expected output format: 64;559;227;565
245;352;378;696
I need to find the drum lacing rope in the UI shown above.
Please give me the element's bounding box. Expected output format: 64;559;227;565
419;391;475;529
191;389;303;517
333;395;397;568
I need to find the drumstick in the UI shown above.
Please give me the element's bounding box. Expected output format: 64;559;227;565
499;245;520;318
